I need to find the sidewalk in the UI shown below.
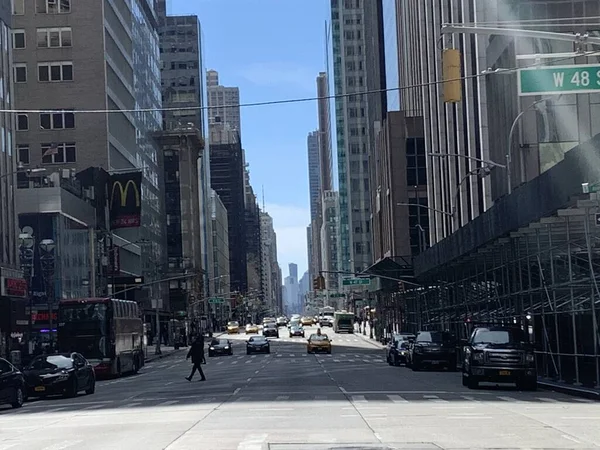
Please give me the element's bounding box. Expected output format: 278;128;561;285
144;345;183;363
353;324;386;349
537;379;600;400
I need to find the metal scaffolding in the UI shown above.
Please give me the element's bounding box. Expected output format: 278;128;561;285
414;197;600;389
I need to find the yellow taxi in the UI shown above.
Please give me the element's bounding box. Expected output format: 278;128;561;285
227;321;240;334
245;323;259;334
301;316;314;326
307;332;332;354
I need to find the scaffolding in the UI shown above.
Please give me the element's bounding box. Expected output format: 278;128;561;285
415;198;600;389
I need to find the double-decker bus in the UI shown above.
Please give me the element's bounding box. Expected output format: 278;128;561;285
57;298;145;376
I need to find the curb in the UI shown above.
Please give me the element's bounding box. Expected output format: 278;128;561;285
538;380;600;401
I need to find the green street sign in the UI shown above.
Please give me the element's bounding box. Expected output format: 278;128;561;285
519;64;600;96
329;293;345;298
342;278;371;286
208;297;224;304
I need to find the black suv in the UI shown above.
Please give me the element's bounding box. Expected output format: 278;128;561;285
461;326;537;390
407;331;457;371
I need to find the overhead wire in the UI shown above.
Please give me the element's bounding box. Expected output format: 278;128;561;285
3;49;600;115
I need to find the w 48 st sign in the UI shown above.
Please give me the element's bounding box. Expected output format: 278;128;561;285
519;64;600;96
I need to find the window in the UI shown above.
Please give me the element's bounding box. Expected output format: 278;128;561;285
17;145;29;165
12;0;25;14
13;64;27;83
38;62;73;81
38;0;71;14
17;114;28;131
41;142;76;164
40;110;75;130
37;27;72;48
12;30;25;49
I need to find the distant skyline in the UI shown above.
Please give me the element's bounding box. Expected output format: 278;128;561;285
170;0;331;276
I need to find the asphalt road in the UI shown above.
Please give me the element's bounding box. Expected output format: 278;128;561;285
1;325;599;450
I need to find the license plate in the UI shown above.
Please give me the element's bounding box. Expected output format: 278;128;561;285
34;386;45;392
499;370;511;376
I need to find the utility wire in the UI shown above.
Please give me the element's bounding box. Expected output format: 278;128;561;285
3;49;600;115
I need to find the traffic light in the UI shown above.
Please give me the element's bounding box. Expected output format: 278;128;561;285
442;48;462;103
313;275;325;291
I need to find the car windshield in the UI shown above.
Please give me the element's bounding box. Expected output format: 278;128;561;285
416;332;452;343
250;337;267;343
310;334;328;341
211;339;227;345
472;329;527;345
28;355;73;370
228;322;238;327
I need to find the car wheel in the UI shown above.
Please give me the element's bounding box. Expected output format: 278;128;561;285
11;386;24;408
462;373;468;387
85;378;96;395
467;375;479;389
411;359;421;372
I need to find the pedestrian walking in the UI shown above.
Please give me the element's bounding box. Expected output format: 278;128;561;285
185;335;206;382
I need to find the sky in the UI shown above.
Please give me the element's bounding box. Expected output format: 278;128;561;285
169;0;331;278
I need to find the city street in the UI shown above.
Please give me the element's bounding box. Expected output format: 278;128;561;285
0;326;599;450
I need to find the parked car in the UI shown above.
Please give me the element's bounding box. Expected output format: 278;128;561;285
23;353;95;398
0;357;26;409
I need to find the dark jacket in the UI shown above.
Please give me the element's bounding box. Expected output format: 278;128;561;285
187;338;205;364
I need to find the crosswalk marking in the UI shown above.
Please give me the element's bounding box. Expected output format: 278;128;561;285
351;395;367;403
498;396;526;403
538;397;560;403
461;395;479;402
387;394;408;403
121;403;142;408
424;394;448;403
572;398;594;403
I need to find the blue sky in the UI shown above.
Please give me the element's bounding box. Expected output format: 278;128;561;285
169;0;331;278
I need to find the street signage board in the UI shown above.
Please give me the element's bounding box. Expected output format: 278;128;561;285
208;297;224;304
329;293;345;298
518;64;600;96
342;278;371;286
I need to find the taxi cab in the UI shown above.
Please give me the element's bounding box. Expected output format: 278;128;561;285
307;332;332;354
301;316;314;326
227;321;240;334
245;323;259;334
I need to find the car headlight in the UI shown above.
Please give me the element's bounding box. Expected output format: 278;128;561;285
525;353;535;363
209;347;215;350
224;346;230;349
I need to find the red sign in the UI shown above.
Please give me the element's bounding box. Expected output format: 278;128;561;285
5;278;27;297
31;311;57;322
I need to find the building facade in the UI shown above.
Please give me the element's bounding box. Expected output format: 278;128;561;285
209;189;230;323
260;212;279;315
320;190;341;292
244;170;263;302
207;69;241;135
12;0;166;312
307;131;321;222
331;0;382;272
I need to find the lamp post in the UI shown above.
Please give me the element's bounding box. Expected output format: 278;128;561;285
39;239;56;352
19;231;35;354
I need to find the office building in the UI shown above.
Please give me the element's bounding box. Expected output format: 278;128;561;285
260;212;279;315
209;126;247;294
244;169;262;300
317;72;333;193
207;70;241;136
307;131;321;221
12;0;166;311
320;191;341;292
209;189;230;322
154;129;204;319
283;263;299;315
331;0;383;273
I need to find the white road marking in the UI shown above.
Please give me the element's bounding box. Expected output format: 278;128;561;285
276;395;289;400
245;360;252;364
164;381;174;386
248;408;293;412
461;395;479;402
232;361;239;365
246;378;252;382
572;398;594;403
121;402;142;408
289;354;295;357
561;435;581;443
351;395;367;403
82;404;105;410
497;395;526;403
217;361;224;365
237;433;268;450
387;394;408;403
537;397;560;403
447;415;491;420
157;400;179;406
233;388;241;395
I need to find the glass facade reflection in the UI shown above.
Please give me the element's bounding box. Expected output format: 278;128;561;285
381;0;399;111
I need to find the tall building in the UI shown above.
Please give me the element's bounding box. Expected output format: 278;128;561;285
12;0;166;311
0;0;24;356
307;131;321;221
244;167;262;301
209;126;247;294
209;189;230;321
320;191;341;292
331;0;383;272
155;129;204;320
260;212;279;315
317;72;333;193
206;70;241;136
283;263;299;315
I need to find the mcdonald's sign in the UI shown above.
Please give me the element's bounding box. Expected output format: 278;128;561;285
109;171;142;229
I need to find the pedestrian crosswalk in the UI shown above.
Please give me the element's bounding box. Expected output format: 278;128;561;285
2;391;593;416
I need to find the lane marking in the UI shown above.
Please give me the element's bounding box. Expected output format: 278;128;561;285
497;396;526;403
351;395;367;403
275;395;289;401
82;404;105;410
537;397;560;403
233;388;241;395
246;378;252;382
120;402;142;408
387;394;408;403
461;395;478;402
157;400;179;406
237;433;268;450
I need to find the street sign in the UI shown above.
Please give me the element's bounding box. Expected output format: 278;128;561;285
329;293;345;298
519;64;600;96
342;278;371;286
208;297;224;304
595;213;600;227
582;182;600;194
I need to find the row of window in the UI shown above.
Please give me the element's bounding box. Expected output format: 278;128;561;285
18;142;77;165
12;27;72;50
17;110;75;131
12;0;71;15
13;62;73;83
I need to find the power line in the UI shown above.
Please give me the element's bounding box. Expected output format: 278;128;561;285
3;50;600;115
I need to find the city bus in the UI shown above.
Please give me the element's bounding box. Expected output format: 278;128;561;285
57;297;145;377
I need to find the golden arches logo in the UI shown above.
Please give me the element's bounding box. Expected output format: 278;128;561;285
110;180;140;208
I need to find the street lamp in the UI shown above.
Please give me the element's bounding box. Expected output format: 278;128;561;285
39;239;56;352
19;230;35;353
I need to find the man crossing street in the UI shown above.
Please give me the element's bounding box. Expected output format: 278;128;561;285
185;335;206;382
